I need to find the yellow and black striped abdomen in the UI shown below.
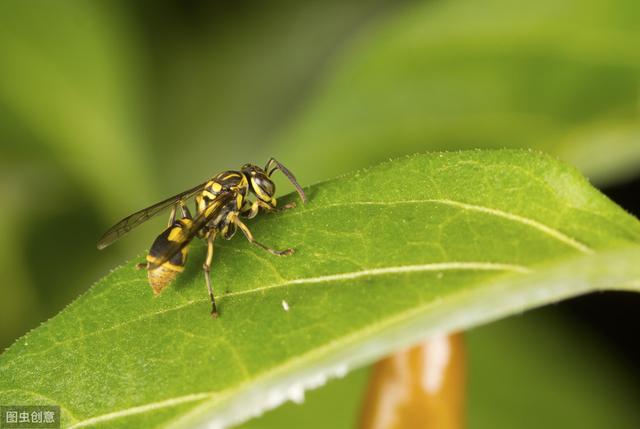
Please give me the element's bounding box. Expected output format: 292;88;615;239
146;218;192;295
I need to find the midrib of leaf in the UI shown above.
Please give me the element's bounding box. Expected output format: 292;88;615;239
170;248;640;429
0;191;607;369
0;193;593;366
61;247;640;429
52;263;524;429
1;150;640;429
65;393;215;429
1;262;530;372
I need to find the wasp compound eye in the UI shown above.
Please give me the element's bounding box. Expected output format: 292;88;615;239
252;174;275;201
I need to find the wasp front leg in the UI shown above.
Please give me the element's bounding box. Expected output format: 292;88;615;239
264;199;297;212
240;199;296;219
203;231;218;318
233;217;294;256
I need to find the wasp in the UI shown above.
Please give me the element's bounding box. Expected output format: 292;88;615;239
97;158;306;317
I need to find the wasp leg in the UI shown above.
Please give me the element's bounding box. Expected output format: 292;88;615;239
179;200;192;219
241;199;295;219
167;204;177;227
259;199;296;212
166;200;192;227
240;200;260;219
203;231;218;318
234;217;294;256
136;262;148;270
264;157;307;204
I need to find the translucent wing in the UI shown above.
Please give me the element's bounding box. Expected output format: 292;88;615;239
147;192;233;269
97;182;208;249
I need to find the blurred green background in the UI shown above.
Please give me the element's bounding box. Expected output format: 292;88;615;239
1;0;639;427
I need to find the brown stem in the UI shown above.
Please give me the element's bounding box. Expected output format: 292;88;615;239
358;333;465;429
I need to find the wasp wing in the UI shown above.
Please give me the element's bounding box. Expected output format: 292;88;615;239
97;182;209;250
146;192;233;269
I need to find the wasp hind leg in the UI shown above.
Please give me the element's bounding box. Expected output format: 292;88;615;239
233;217;294;256
167;205;177;227
203;231;218;318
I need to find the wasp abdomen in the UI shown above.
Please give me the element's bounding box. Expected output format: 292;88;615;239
146;219;192;295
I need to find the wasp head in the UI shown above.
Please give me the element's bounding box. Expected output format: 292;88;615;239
242;164;276;205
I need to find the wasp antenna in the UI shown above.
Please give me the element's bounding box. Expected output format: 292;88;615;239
265;157;307;204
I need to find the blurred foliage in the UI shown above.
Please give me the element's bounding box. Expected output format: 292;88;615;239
0;0;151;349
273;0;640;185
0;0;639;427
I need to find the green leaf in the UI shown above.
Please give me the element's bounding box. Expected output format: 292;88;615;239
1;150;640;429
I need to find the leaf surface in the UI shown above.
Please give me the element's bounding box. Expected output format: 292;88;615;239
1;150;640;429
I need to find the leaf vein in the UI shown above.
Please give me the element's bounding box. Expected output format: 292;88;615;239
56;262;532;429
288;199;593;253
0;262;528;370
65;392;214;429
